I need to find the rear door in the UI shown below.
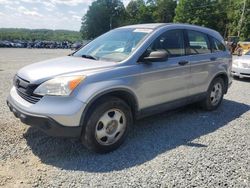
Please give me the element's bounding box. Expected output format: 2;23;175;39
185;30;213;95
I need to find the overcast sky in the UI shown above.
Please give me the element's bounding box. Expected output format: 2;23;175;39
0;0;131;31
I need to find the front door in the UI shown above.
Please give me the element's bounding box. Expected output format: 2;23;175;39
138;29;191;109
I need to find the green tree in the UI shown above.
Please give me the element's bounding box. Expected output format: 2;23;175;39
174;0;250;40
81;0;125;39
125;0;154;24
174;0;228;35
0;28;81;42
153;0;177;23
226;0;250;40
126;0;144;19
80;0;250;41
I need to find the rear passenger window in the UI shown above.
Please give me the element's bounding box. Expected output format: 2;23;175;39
210;37;226;52
187;30;211;54
150;30;185;57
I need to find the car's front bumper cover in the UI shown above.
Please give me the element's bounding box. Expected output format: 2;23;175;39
6;99;82;137
232;66;250;78
6;86;86;137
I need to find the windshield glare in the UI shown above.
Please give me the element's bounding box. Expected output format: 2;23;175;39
73;28;151;62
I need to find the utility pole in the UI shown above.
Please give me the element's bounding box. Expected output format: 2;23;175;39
238;0;247;37
110;6;118;30
110;17;112;30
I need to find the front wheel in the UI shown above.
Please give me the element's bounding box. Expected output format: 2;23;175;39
81;96;132;153
201;77;225;111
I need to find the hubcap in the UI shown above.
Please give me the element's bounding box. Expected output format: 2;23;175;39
210;82;222;106
95;109;126;146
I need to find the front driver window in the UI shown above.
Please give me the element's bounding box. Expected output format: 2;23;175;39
148;30;185;58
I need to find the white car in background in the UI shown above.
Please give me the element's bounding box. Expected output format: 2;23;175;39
232;51;250;78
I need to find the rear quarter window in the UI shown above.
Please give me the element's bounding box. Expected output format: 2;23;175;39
210;36;226;52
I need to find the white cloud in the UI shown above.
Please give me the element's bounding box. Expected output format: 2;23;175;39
0;0;131;31
72;15;81;21
17;5;43;17
45;7;54;11
68;10;77;14
19;0;35;3
43;1;56;8
0;0;10;4
4;5;16;11
0;0;20;5
50;0;92;6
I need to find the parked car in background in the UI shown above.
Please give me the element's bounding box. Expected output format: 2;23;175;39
0;40;73;49
71;42;82;50
0;41;5;47
232;50;250;78
71;40;90;50
0;40;14;47
7;23;232;153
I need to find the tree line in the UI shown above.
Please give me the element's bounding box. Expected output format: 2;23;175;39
81;0;250;40
0;28;82;42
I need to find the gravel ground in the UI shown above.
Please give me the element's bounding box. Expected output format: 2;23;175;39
0;48;249;187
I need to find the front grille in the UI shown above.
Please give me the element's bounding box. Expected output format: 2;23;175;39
241;73;250;76
14;75;42;104
16;89;42;104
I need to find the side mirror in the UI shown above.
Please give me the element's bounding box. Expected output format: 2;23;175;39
141;50;168;63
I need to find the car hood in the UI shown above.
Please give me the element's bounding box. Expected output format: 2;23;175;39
17;56;117;83
235;55;250;63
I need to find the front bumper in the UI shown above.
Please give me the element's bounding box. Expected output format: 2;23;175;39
7;100;82;137
232;66;250;78
7;87;86;137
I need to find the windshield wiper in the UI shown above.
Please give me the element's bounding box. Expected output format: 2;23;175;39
81;54;98;60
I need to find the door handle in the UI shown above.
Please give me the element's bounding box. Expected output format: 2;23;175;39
178;61;189;66
210;57;217;61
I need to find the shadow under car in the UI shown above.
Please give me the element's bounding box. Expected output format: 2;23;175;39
23;99;250;172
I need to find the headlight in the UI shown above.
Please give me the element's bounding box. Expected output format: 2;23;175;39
34;75;85;96
233;61;241;67
233;61;239;67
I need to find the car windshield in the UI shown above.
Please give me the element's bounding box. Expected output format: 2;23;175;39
245;51;250;55
73;28;152;62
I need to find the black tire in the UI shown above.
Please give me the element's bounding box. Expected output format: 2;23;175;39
201;77;225;111
81;96;132;153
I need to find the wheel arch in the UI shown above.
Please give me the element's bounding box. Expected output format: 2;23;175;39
79;88;139;129
210;72;229;94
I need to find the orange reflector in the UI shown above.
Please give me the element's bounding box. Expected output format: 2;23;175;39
69;77;83;90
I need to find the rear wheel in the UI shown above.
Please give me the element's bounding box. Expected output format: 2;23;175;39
201;77;225;111
81;96;132;153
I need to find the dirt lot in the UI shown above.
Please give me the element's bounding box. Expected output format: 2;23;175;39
0;48;249;187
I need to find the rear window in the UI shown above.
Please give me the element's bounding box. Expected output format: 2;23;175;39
187;30;210;55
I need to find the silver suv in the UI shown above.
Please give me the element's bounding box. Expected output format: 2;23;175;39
7;24;232;153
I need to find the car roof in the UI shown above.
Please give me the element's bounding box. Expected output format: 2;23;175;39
120;23;167;29
120;23;223;41
120;23;212;30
